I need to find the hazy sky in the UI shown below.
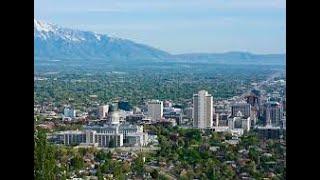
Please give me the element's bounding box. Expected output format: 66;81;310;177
35;0;286;54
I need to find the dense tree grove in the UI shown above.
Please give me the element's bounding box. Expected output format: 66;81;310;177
35;63;284;108
34;127;146;179
148;125;286;179
34;128;58;180
34;125;285;179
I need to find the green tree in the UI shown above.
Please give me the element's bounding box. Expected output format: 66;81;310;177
113;162;125;179
70;155;84;170
132;153;145;177
249;147;260;164
34;128;58;180
96;167;104;180
151;169;159;179
96;150;111;162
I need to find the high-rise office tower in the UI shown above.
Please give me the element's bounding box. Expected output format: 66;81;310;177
246;90;261;122
98;105;109;119
282;99;286;112
265;101;282;126
184;107;193;119
246;93;259;109
231;103;251;118
147;100;163;121
193;90;213;129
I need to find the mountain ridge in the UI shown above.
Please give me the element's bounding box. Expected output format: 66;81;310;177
34;19;285;65
34;19;171;61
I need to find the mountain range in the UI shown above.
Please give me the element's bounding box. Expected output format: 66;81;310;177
34;19;285;65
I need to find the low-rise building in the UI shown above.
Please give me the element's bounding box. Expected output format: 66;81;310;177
227;110;251;133
53;130;123;147
52;123;148;147
255;125;283;139
64;107;76;118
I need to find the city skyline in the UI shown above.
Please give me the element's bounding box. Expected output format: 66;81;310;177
35;0;286;54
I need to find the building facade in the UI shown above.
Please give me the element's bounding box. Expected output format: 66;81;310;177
98;105;109;119
231;103;251;118
53;123;148;148
118;101;131;111
256;126;283;139
147;100;163;121
184;107;193;119
55;130;123;147
265;101;282;126
64;107;76;118
193;90;213;129
246;93;259;109
228;116;251;132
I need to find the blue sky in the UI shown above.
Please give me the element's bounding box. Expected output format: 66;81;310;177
35;0;286;54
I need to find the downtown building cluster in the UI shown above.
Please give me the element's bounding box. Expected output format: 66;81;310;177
191;89;285;138
44;81;285;148
50;104;150;148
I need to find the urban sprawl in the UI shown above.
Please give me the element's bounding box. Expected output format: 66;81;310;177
35;75;286;179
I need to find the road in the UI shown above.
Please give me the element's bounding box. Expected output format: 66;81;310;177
101;146;160;153
234;71;284;102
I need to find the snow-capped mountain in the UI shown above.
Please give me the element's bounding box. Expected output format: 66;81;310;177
34;19;285;65
34;19;87;42
34;19;170;61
